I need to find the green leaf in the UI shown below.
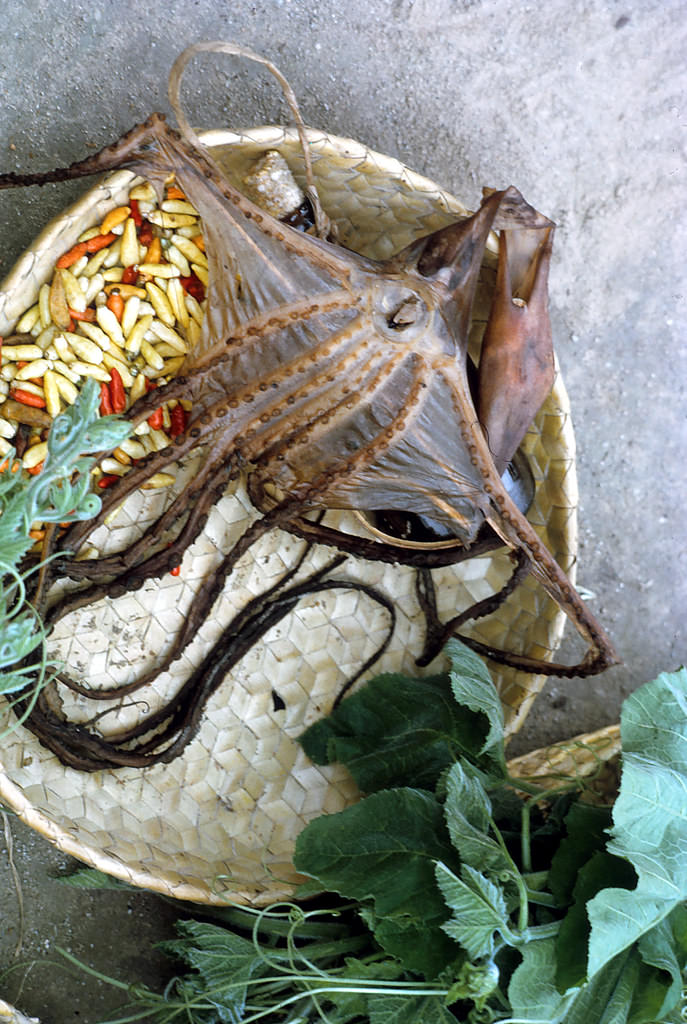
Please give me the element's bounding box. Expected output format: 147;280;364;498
367;993;458;1024
508;937;571;1021
548;802;614;907
443;760;513;877
295;788;456;918
58;868;133;891
298;671;494;793
362;910;462;978
294;788;460;974
556;851;637;991
587;668;687;977
445;639;506;766
435;861;512;959
633;907;687;1022
0;610;43;669
161;919;267;1022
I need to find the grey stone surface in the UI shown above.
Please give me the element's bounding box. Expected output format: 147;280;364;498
0;1;685;1019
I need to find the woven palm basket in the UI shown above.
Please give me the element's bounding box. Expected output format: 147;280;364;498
0;127;599;905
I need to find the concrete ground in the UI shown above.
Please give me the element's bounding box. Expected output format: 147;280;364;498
0;0;685;1020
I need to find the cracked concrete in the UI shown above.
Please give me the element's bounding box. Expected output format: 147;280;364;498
0;0;685;1019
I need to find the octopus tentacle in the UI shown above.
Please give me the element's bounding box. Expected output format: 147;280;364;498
414;550;532;667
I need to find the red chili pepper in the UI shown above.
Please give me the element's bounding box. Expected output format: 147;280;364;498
169;565;181;577
97;474;120;489
147;407;164;430
169;404;187;438
85;232;118;253
144;378;157;393
138;220;154;247
180;273;205;303
108;367;126;413
121;265;138;285
56;242;89;269
106;292;125;322
10;388;46;409
69;307;97;322
129;198;142;227
99;382;113;416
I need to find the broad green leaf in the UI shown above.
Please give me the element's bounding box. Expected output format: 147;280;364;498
508;937;571;1021
363;910;462;978
445;639;506;766
443;760;512;876
556;851;637;991
368;993;457;1024
298;671;494;793
632;907;687;1022
587;668;687;977
435;861;512;959
161;920;266;1022
548;802;614;906
295;788;456;919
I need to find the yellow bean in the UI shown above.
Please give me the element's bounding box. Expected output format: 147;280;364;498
167;277;190;329
59;268;86;312
120;216;140;268
125;314;153;356
53;335;76;363
62;333;104;365
96;306;125;346
184;292;204;324
161;199;199;215
148;319;187;353
121;296;141;336
16;359;51;380
191;263;209;287
38;283;51;329
140;471;176;487
1;344;43;361
78;226;102;243
102;351;133;388
140;338;165;371
170;233;208;268
83;272;106;305
102;267;124;283
81;248;110;278
165;244;191;276
119;437;147;459
145;282;175;327
100;457;129;476
128;372;147;404
69;361;111;382
147;211;198;229
15;304;41;334
128;181;156;201
53;372;79;404
22;441;49;469
100;206;131;235
43;369;61;417
138;263;181;279
77;321;111;349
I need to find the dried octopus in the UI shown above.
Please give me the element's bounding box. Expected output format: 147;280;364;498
0;43;618;770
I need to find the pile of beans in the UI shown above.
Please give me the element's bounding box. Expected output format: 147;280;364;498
0;176;207;492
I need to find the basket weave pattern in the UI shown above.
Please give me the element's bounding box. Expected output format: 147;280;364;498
0;128;579;904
